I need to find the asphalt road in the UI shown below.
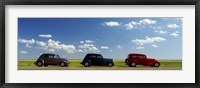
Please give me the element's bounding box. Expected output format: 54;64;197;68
18;66;182;70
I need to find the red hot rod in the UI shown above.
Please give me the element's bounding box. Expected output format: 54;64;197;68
125;53;160;67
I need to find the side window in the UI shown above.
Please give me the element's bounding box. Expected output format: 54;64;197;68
139;56;145;58
48;55;54;58
132;55;137;59
54;55;58;59
89;55;96;58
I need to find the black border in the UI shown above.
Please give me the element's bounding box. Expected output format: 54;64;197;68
0;0;199;88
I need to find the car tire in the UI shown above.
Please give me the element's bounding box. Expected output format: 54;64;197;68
37;61;43;67
130;62;136;67
107;62;113;67
154;62;160;67
84;61;90;67
60;62;66;67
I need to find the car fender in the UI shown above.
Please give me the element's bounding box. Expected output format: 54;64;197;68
153;61;160;65
58;60;66;65
85;60;91;64
105;61;114;65
125;58;128;64
36;60;44;64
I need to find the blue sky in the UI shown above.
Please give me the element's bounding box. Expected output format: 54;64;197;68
18;18;182;60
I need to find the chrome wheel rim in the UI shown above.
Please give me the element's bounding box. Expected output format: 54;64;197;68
108;63;112;67
38;62;42;66
61;63;65;66
131;62;135;66
155;63;159;67
85;62;89;66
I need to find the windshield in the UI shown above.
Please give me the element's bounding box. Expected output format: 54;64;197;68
97;55;103;58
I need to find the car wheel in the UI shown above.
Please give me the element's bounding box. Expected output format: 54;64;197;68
84;61;90;67
60;62;66;67
154;62;160;67
130;62;136;67
37;61;43;67
107;62;113;67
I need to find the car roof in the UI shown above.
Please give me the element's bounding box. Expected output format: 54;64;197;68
42;53;58;55
129;53;146;56
86;53;102;56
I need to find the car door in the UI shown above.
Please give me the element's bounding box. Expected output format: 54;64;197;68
133;55;141;64
88;55;97;65
47;55;55;65
53;55;60;65
134;55;144;65
138;55;147;65
43;54;50;64
96;55;104;65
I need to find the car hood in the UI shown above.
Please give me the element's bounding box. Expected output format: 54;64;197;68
103;58;113;62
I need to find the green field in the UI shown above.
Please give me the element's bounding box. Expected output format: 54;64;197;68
18;59;182;67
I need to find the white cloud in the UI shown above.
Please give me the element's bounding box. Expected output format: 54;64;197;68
139;19;157;24
167;24;180;29
48;49;55;52
60;44;76;53
18;38;76;53
18;38;35;44
124;19;156;30
38;46;48;51
36;41;46;47
154;30;168;34
39;34;52;38
101;46;109;49
77;49;84;52
136;47;144;49
79;43;99;52
175;31;179;33
88;47;99;52
79;44;95;48
176;18;183;20
80;41;84;44
104;21;121;27
132;36;166;45
47;39;62;49
25;44;32;48
170;32;178;37
150;26;163;30
116;45;122;49
85;40;94;43
124;22;137;30
152;44;158;48
20;51;28;54
47;39;76;53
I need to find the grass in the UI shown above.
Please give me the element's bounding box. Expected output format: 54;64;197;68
18;60;36;66
18;59;182;67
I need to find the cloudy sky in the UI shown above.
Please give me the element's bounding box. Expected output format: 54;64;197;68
18;18;182;60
